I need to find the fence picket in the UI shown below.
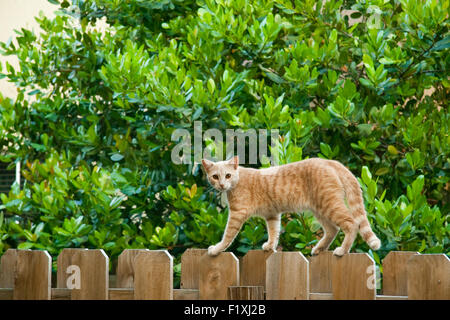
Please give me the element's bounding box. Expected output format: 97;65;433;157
57;248;109;300
180;248;207;289
240;250;272;287
199;252;239;300
13;250;51;300
228;286;265;300
116;249;150;288
331;253;376;300
266;252;309;300
309;251;333;293
0;249;17;288
407;254;450;300
382;251;418;296
134;250;173;300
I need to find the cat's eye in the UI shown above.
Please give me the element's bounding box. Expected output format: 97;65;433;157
212;174;219;180
225;173;231;179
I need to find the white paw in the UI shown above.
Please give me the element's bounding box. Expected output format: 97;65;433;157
333;247;345;257
311;246;323;256
368;238;381;250
262;241;275;252
208;245;220;256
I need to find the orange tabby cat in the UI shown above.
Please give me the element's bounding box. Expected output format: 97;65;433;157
202;156;381;257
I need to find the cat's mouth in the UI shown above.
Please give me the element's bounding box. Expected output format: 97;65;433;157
216;185;229;192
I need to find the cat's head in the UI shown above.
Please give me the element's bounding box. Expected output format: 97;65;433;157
202;156;239;192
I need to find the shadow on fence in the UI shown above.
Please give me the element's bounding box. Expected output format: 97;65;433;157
0;248;448;300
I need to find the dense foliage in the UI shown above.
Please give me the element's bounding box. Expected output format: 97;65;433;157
0;0;448;281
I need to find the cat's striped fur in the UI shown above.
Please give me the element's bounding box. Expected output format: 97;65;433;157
202;156;381;256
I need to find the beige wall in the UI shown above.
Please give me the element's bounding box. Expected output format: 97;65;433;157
0;0;57;98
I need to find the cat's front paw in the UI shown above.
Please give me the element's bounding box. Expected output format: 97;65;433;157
262;241;276;252
208;245;221;256
332;247;345;257
311;245;324;256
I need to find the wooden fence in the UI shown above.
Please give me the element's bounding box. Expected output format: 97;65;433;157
0;248;448;300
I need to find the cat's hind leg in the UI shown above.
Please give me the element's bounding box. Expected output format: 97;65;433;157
330;210;358;256
321;198;358;257
311;215;339;255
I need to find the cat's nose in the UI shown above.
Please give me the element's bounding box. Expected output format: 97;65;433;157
219;183;225;189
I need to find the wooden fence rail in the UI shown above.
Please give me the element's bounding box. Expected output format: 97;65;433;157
0;248;448;300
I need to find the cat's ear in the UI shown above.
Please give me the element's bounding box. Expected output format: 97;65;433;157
201;159;214;172
229;155;239;169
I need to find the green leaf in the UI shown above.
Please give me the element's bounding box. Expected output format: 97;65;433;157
431;35;450;52
368;181;377;200
5;199;22;210
329;29;338;43
363;54;374;70
192;107;203;121
30;143;46;152
361;166;372;185
265;71;285;84
207;78;215;94
109;196;124;210
319;142;331;158
387;145;398;155
359;78;372;87
18;242;34;250
23;230;35;242
259;64;285;84
28;89;41;96
375;167;389;176
110;153;124;161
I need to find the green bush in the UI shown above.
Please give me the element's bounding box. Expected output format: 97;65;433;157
0;0;449;281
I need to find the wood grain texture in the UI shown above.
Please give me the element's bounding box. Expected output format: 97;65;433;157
266;251;309;300
180;248;207;289
199;252;239;300
0;288;13;300
109;288;134;300
331;253;376;300
309;292;333;300
0;287;202;301
407;254;449;300
57;248;109;300
173;289;200;300
309;251;333;293
134;250;173;300
376;295;408;300
382;251;418;296
13;250;51;300
228;286;264;300
116;249;150;288
240;250;272;287
51;288;71;300
0;249;17;288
